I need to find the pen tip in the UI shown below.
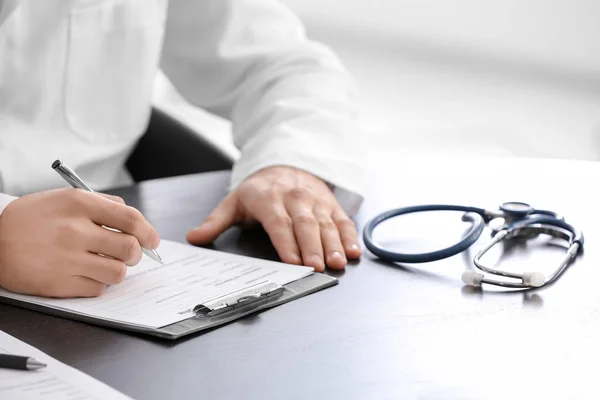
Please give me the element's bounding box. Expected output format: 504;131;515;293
143;248;163;264
52;160;61;169
28;360;47;370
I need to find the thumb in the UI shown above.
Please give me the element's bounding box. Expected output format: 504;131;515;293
187;194;240;244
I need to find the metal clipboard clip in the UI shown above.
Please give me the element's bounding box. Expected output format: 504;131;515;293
193;281;284;318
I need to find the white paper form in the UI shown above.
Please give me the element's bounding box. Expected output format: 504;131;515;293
0;330;132;400
0;240;314;329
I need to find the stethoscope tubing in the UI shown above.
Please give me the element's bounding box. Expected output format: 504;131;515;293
363;204;488;263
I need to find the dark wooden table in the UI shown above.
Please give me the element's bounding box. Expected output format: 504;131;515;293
1;154;599;399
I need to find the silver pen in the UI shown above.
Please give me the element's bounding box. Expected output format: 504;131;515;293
52;160;163;264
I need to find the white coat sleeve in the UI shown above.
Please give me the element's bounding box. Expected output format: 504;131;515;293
0;1;19;216
0;193;17;216
160;0;366;216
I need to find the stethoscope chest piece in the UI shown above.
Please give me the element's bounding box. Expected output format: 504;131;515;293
499;201;535;218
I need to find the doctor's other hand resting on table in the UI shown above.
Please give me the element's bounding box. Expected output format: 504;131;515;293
187;165;362;272
0;1;365;298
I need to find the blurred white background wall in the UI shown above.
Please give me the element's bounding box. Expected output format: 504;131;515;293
154;0;600;161
282;0;600;76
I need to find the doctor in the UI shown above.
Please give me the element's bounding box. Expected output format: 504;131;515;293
0;1;365;298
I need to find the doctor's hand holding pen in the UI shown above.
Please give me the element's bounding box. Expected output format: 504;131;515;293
0;188;160;298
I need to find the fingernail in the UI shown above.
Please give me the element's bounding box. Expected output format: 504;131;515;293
290;253;302;264
328;251;344;261
191;224;209;234
308;255;323;268
350;244;360;251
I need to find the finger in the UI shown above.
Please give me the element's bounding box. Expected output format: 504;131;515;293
71;253;128;285
98;193;126;205
47;276;107;299
314;207;347;270
80;193;160;250
87;225;142;266
284;190;325;272
247;190;302;265
258;205;303;266
332;209;361;259
187;193;240;244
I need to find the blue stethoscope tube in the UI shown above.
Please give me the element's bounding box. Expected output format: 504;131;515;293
363;204;488;263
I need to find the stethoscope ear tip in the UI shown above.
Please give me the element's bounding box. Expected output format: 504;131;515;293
522;271;545;287
461;270;483;286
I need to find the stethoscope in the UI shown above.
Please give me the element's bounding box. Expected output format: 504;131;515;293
363;202;584;289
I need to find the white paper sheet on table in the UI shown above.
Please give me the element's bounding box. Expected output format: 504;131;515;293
0;330;132;399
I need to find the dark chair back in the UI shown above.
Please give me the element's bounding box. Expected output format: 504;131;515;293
126;107;234;182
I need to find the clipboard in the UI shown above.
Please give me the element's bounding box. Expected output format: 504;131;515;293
0;270;337;340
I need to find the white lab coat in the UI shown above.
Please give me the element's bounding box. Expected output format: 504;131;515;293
0;0;365;216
